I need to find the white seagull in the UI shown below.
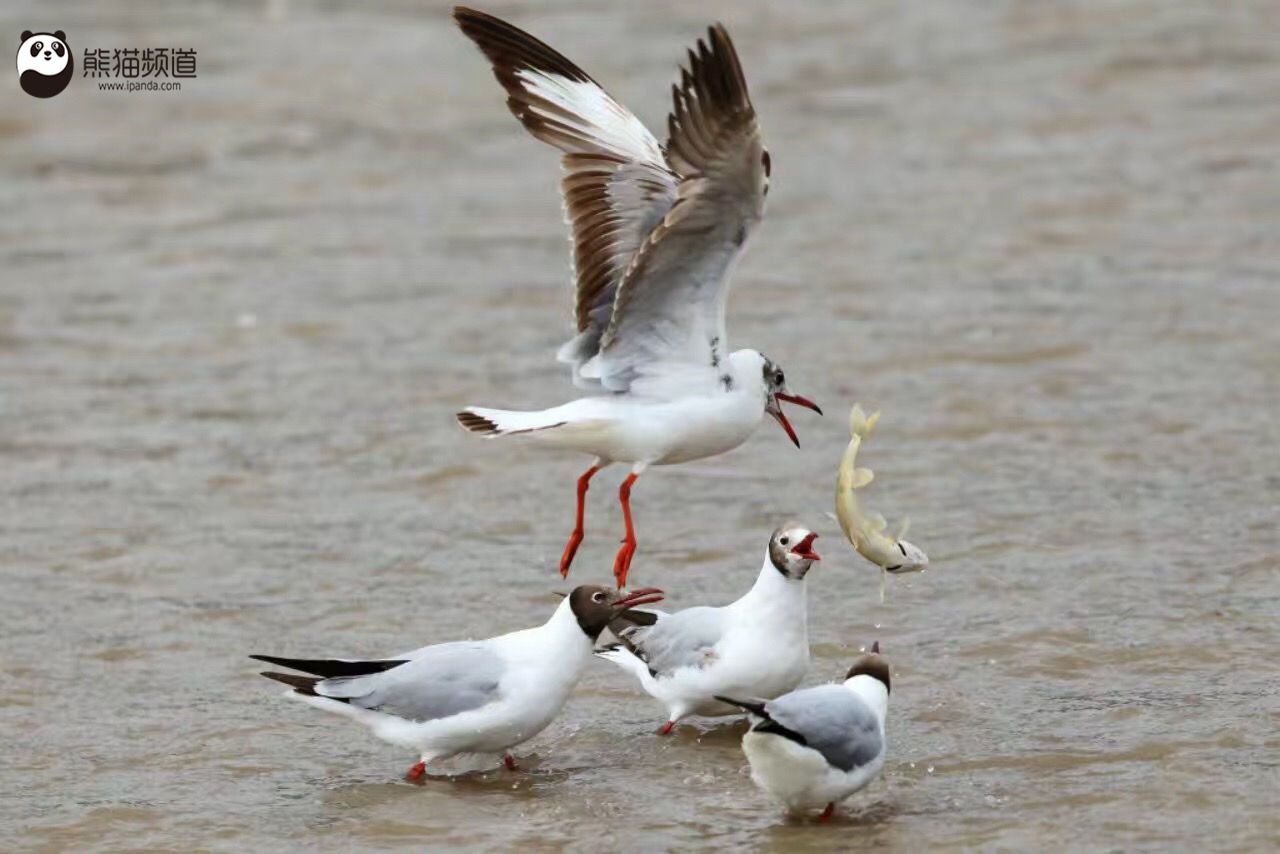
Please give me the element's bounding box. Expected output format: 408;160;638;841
453;8;821;587
251;584;663;780
594;522;818;734
717;644;891;822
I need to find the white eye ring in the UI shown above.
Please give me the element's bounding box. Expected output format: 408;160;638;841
592;592;606;603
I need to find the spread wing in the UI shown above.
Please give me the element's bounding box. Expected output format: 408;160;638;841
610;605;726;679
312;641;507;723
755;685;883;772
454;7;680;388
587;24;769;391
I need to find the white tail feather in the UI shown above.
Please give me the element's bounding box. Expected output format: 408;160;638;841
456;407;569;437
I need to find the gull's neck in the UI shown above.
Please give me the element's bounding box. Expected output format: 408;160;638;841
734;551;808;618
845;674;889;723
535;598;596;666
723;350;767;401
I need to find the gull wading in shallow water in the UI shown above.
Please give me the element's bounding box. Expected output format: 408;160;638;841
452;8;821;587
251;584;662;780
718;643;891;822
594;522;818;734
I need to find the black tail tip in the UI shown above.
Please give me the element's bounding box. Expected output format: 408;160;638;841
456;410;499;435
258;670;320;696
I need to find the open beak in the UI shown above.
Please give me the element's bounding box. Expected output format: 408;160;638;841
768;392;822;448
767;403;800;447
612;587;665;610
790;532;820;561
776;392;823;416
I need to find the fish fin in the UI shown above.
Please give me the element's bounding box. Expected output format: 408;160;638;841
848;404;868;437
851;467;875;489
849;405;881;439
896;516;912;540
869;512;888;533
824;510;839;523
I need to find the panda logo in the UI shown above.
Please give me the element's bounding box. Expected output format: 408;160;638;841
17;30;73;98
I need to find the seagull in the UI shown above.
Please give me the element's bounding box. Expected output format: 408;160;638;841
452;8;821;587
594;522;818;734
250;584;663;780
717;643;891;822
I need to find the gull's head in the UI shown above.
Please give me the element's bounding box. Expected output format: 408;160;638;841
767;521;821;579
568;584;665;639
845;641;891;693
759;354;821;448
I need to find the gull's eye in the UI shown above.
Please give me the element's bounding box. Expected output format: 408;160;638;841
591;591;606;603
775;371;784;385
779;536;790;546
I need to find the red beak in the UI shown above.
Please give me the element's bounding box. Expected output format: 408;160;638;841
614;587;665;609
790;532;820;561
775;392;823;416
769;392;822;448
769;407;801;447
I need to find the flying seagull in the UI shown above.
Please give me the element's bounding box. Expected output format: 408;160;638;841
453;7;821;587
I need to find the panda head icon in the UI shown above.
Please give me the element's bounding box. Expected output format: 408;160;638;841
17;30;73;98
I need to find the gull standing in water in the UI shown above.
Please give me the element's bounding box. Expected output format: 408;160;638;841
453;8;821;587
718;644;891;822
251;584;663;780
595;522;819;733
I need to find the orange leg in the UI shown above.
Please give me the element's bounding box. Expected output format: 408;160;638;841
559;464;600;577
818;802;835;823
405;760;427;782
503;754;518;771
612;472;640;587
658;721;675;736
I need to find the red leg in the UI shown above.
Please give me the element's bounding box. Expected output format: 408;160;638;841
503;754;518;771
658;721;675;736
818;802;835;823
612;472;640;587
560;464;599;578
405;760;426;782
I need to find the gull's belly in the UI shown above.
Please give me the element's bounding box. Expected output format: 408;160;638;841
624;397;763;464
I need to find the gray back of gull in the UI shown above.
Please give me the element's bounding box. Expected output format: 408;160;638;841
760;684;882;772
622;606;726;677
315;641;506;722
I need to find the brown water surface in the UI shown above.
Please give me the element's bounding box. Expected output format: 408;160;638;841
2;0;1278;850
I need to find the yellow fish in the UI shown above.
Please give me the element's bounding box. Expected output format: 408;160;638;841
835;404;928;600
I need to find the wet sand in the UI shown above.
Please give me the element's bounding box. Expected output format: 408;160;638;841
2;0;1279;850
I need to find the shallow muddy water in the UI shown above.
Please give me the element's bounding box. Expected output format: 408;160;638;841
2;0;1278;850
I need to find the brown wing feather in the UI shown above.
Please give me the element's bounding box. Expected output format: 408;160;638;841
454;7;679;370
594;24;768;381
